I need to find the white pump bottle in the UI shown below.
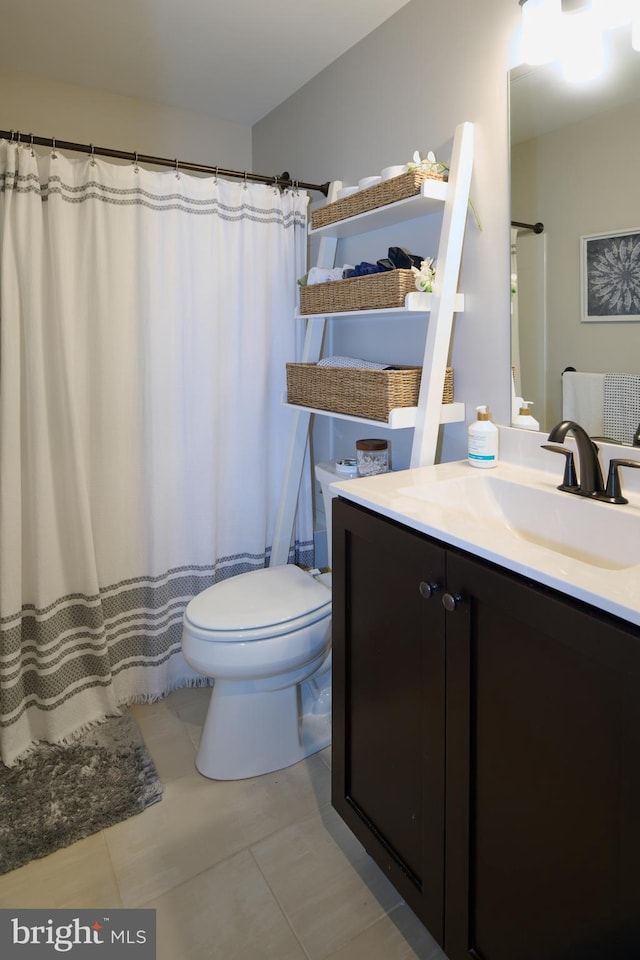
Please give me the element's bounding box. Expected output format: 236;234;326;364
468;405;499;469
512;400;540;431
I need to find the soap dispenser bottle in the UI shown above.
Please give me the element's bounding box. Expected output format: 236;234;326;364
512;400;540;432
468;405;499;469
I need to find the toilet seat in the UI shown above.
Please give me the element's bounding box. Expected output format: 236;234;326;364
184;564;331;643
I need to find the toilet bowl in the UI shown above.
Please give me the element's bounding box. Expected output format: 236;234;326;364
181;461;346;780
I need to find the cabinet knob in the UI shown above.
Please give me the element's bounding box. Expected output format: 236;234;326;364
442;592;462;612
419;581;441;600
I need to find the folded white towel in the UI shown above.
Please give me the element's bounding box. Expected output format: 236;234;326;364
307;267;351;285
562;372;605;436
317;356;391;370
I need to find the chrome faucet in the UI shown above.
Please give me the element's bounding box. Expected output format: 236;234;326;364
543;420;605;498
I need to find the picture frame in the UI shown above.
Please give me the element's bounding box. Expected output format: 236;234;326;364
581;228;640;322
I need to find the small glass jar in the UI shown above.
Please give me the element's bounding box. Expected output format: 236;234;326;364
356;439;389;477
335;458;359;477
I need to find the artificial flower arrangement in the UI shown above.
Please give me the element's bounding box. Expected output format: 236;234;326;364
411;257;436;293
407;150;447;178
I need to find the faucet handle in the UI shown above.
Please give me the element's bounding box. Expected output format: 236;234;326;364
540;444;579;491
603;458;640;505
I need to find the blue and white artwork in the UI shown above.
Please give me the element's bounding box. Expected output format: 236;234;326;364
582;229;640;322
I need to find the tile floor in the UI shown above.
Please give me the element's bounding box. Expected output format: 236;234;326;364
0;687;448;960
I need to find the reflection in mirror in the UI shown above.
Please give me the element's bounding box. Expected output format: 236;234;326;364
510;24;640;442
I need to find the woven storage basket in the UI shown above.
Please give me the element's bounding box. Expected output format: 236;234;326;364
311;168;447;231
286;364;454;422
299;269;416;315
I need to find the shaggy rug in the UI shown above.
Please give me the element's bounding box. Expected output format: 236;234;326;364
0;711;163;875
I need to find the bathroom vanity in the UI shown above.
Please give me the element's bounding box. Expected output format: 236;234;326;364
331;451;640;960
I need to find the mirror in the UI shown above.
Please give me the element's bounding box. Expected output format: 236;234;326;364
509;23;640;442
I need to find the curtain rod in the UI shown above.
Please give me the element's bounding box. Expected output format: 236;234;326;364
511;219;544;234
0;129;331;197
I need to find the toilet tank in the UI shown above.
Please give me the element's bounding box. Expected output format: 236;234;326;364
314;461;357;568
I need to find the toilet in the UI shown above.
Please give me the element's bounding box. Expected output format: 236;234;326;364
181;461;347;780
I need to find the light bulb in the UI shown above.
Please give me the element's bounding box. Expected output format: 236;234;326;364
561;7;605;81
521;0;563;65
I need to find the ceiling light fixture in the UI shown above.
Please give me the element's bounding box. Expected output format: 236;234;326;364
519;0;640;81
560;0;604;82
519;0;562;65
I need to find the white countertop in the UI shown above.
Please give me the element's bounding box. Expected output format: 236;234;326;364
331;431;640;627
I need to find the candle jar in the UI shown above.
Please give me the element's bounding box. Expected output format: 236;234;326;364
355;438;389;477
335;458;359;477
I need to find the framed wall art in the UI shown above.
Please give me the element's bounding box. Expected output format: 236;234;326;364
581;228;640;322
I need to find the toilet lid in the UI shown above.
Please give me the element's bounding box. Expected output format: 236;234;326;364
184;564;331;639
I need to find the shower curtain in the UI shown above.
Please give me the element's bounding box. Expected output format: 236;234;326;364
0;139;312;765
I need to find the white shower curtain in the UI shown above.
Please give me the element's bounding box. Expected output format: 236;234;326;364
0;139;312;765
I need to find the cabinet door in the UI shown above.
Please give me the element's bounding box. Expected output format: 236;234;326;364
332;498;447;941
444;549;640;960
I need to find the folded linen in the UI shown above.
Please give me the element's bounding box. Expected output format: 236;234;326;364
306;266;351;285
562;371;604;437
317;356;392;370
343;262;385;278
604;374;640;445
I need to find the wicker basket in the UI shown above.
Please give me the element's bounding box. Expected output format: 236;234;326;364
286;363;454;422
311;167;447;231
299;269;416;316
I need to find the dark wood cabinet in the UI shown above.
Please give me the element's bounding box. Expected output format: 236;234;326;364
332;497;640;960
331;495;447;941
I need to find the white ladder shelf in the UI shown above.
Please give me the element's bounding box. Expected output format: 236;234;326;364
270;121;474;567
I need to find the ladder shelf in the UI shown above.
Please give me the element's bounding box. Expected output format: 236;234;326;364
309;179;449;239
295;291;465;321
270;120;474;567
282;400;466;430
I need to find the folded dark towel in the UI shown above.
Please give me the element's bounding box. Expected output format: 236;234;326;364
342;248;425;278
343;261;385;278
388;246;423;270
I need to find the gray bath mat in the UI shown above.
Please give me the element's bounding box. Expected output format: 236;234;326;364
0;711;163;875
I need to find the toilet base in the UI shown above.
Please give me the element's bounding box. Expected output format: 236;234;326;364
196;674;331;780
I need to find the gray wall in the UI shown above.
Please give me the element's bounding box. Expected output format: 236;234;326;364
254;0;519;466
0;67;252;172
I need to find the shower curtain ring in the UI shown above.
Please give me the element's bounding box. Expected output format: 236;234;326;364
89;144;96;166
175;158;180;180
214;166;219;184
29;133;35;156
273;175;279;194
51;138;57;159
133;151;139;173
243;171;248;190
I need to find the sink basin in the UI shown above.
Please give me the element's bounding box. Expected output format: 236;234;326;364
398;472;640;570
